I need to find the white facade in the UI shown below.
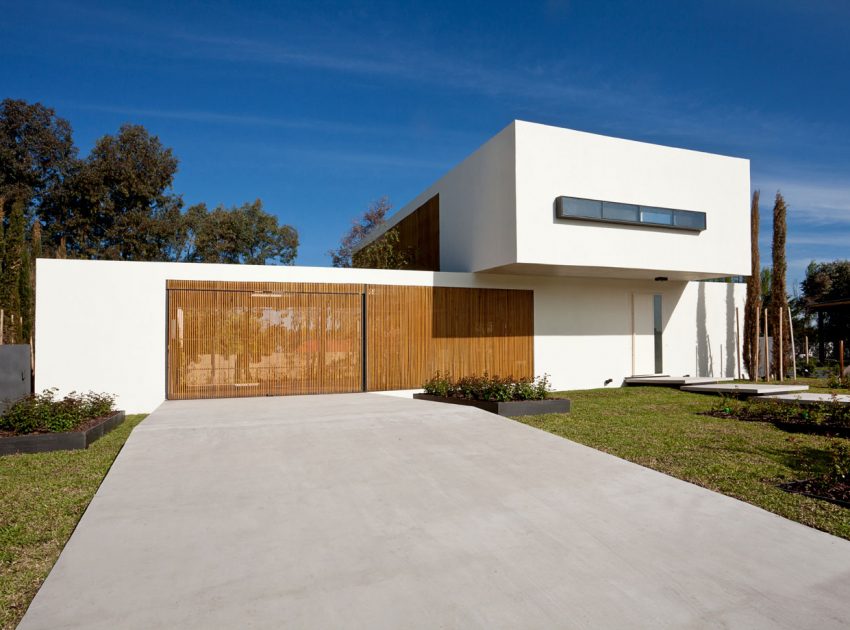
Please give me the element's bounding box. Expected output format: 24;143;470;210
34;121;751;412
35;259;744;413
362;120;750;280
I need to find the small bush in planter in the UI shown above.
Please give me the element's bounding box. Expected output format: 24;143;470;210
0;388;116;435
422;373;552;402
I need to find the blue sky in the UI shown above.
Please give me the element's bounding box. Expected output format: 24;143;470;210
2;0;848;288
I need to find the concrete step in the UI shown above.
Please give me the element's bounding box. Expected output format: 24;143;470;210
681;383;810;396
625;376;734;387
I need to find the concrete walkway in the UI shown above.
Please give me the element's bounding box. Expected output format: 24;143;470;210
19;394;850;629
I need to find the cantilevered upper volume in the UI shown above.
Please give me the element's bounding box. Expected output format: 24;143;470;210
356;120;751;280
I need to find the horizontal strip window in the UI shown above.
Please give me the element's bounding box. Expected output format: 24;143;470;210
555;196;706;231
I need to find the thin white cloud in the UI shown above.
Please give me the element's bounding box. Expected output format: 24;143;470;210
755;178;850;225
269;146;450;171
67;103;390;135
786;233;850;247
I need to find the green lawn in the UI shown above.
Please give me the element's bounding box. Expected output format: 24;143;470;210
0;415;146;630
518;386;850;540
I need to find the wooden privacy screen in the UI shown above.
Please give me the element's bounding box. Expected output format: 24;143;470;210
166;280;533;399
365;285;534;390
167;281;363;399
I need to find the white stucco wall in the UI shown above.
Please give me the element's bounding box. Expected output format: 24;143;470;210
532;277;746;390
513;120;751;279
35;259;744;412
361;120;750;279
357;123;518;273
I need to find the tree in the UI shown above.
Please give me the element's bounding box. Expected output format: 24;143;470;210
329;197;401;268
0;98;76;217
19;246;32;343
743;190;760;379
801;260;850;363
183;200;298;265
43;124;183;260
352;227;409;269
769;191;791;377
0;199;25;343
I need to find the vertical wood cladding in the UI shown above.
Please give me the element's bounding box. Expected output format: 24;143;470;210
166;280;533;399
365;285;534;390
167;281;363;399
371;194;440;271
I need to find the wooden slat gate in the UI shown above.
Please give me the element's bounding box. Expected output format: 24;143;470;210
167;280;534;400
167;281;363;399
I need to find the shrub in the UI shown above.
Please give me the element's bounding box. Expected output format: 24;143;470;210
0;389;116;435
422;373;551;401
710;395;743;417
716;394;850;435
826;440;850;484
826;373;850;390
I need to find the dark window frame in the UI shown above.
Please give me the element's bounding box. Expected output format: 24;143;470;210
555;196;706;232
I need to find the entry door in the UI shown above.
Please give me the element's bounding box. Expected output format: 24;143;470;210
632;293;662;375
167;289;362;399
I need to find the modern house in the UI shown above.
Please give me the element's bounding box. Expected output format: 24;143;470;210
35;121;750;412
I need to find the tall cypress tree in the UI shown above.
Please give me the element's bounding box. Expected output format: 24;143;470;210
744;191;760;379
770;191;791;377
0;203;5;284
19;246;31;343
0;198;24;343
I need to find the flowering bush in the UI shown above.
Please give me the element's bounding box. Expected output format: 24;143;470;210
1;389;116;435
422;373;551;402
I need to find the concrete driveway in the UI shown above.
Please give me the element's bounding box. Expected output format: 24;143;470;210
19;394;850;629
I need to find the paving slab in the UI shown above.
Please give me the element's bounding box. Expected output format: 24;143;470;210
18;393;850;629
625;376;734;386
757;392;850;405
681;383;810;396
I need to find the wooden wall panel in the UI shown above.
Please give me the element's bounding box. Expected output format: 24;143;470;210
361;195;439;271
168;288;362;399
365;285;533;391
166;280;364;294
168;281;533;399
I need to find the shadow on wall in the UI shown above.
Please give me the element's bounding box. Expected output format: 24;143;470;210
696;282;739;378
725;283;737;378
696;282;713;377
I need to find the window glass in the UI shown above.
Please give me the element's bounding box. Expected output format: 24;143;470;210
653;294;663;374
641;207;674;225
602;201;639;222
560;197;602;218
674;210;706;230
555;196;705;231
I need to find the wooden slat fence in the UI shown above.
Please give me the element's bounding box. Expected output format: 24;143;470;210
167;280;533;399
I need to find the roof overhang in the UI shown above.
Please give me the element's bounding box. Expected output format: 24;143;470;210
478;262;743;282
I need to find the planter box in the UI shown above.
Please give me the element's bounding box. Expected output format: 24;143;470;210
0;411;126;456
413;394;570;417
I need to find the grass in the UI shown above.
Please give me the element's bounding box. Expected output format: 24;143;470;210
518;386;850;540
0;414;146;630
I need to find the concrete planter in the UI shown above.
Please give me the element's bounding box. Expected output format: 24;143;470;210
0;411;126;456
413;394;570;417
